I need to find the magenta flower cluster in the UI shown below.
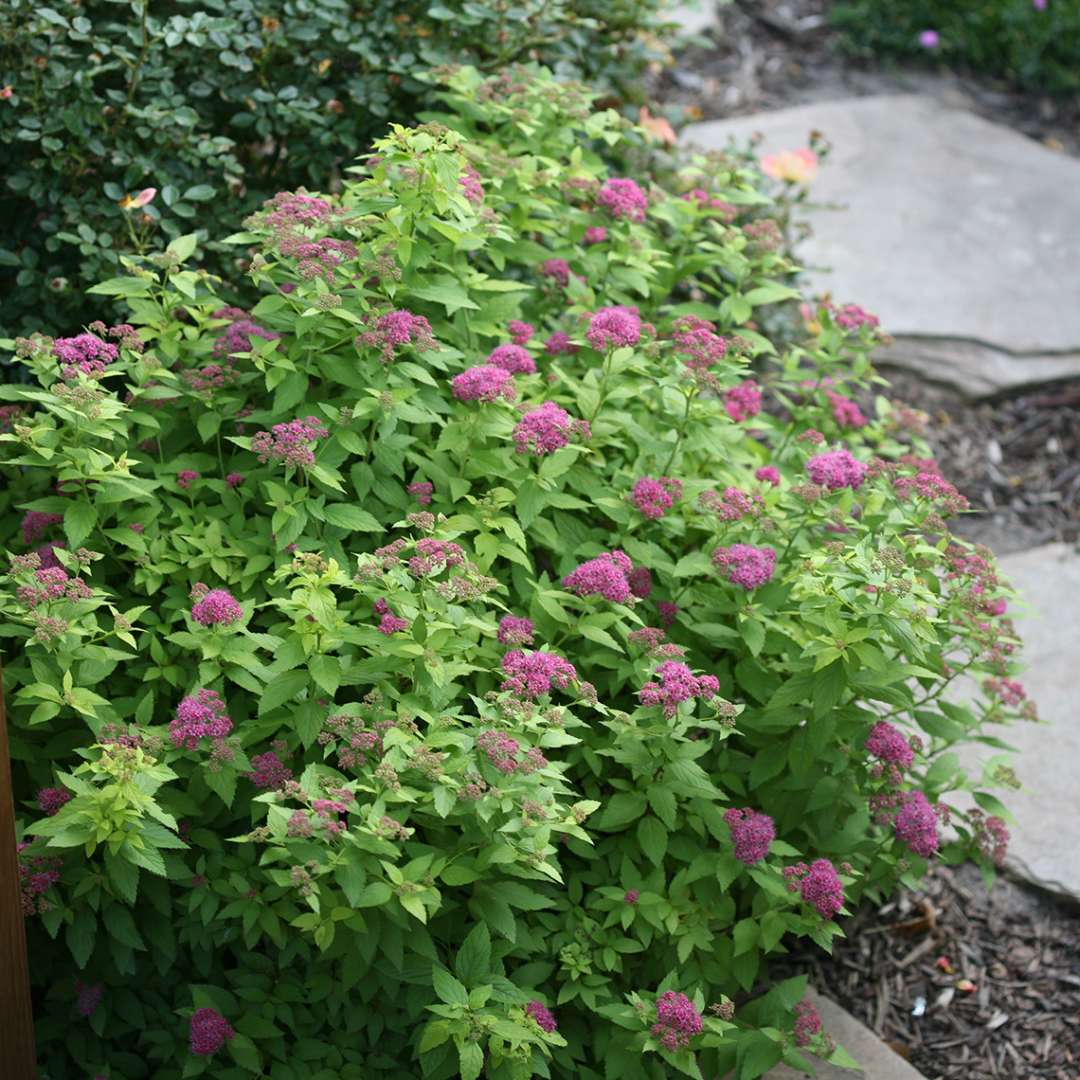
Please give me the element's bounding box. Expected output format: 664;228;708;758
596;177;648;222
501;650;577;698
562;550;634;603
650;991;702;1051
525;1000;558;1033
827;390;867;429
539;258;571;287
191;586;243;627
640;660;719;718
725;380;763;422
712;544;776;590
496;615;535;646
53;333;118;380
512;401;590;456
452;365;516;403
798;858;845;919
544;331;577;357
373;598;409;635
487;343;536;375
865;721;914;771
170;690;233;749
586;305;642;350
631;476;683;519
671;315;727;371
476;729;546;776
246;751;293;791
189;1007;235;1056
38;786;71;816
806;448;867;491
211;311;280;360
357;309;436;362
21;510;63;546
252;415;328;469
893;790;940;857
794;1000;822;1047
724;807;776;865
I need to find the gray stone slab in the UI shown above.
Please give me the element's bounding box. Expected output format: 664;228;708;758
684;96;1080;397
956;542;1080;899
757;990;923;1078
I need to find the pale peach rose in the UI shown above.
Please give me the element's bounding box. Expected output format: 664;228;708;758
119;187;156;210
638;106;677;146
760;147;818;184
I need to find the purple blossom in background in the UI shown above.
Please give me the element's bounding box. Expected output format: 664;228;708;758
21;511;63;546
725;380;762;422
539;258;572;287
640;660;719;717
508;320;534;345
584;226;608;245
631;476;683;519
544;331;578;357
501;650;577;698
497;615;535;646
865;721;914;770
252;415;328;470
918;29;940;48
170;690;233;749
755;465;781;486
37;786;71;816
246;751;293;791
893;791;940;857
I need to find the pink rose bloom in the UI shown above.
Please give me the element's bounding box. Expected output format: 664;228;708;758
760;148;818;184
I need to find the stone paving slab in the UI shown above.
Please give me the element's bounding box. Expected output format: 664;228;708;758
684;96;1080;397
957;542;1080;899
666;1;717;37
759;990;923;1079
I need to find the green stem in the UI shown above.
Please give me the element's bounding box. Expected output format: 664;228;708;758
660;390;694;475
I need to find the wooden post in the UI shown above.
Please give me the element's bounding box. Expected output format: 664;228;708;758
0;660;38;1079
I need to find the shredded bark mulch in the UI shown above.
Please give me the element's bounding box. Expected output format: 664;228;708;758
880;372;1080;554
784;863;1080;1079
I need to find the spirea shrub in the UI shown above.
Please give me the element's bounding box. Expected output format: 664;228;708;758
0;66;1029;1080
0;0;671;341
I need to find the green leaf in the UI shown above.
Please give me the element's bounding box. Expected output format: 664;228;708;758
636;815;668;866
410;277;478;314
258;669;309;715
458;1042;484;1080
432;967;469;1006
454;923;491;986
166;233;198;262
322;504;384;533
64;500;97;547
592;792;647;831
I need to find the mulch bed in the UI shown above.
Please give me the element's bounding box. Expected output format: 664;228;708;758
786;863;1080;1079
878;372;1080;554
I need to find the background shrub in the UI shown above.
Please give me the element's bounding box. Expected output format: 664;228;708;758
0;66;1025;1080
830;0;1080;95
0;0;669;341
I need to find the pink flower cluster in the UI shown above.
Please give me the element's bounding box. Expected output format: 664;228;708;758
584;226;608;245
247;751;293;791
586;305;643;350
16;566;92;609
700;486;763;522
631;476;682;519
177;470;200;490
38;786;71;816
356;309;436;362
539;258;571;288
263;190;333;228
544;331;577;357
806;449;866;491
501;650;577;698
508;321;534;345
497;615;535;646
170;690;233;749
831;302;880;333
408;481;434;505
476;729;547;776
794;1000;822;1047
792;858;845;919
724;807;776;865
680;189;737;219
21;511;63;546
596;177;648;222
460;165;484;204
650;991;702;1052
53;333;118;380
562;550;634;603
252;415;328;469
190;586;243;626
755;465;780;486
278;234;357;283
640;660;719;718
211;315;280;360
452;365;516;403
18;842;61;915
75;981;104;1018
712;544;776;590
826;390;867;429
373;598;409;635
408;539;465;576
865;721;914;771
512;401;590;456
628;565;652;599
525;1000;558;1033
189;1007;235;1056
894;469;969;514
983;677;1026;707
725;380;762;422
970;809;1009;866
893;790;940;857
671;315;727;371
488;343;536;375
